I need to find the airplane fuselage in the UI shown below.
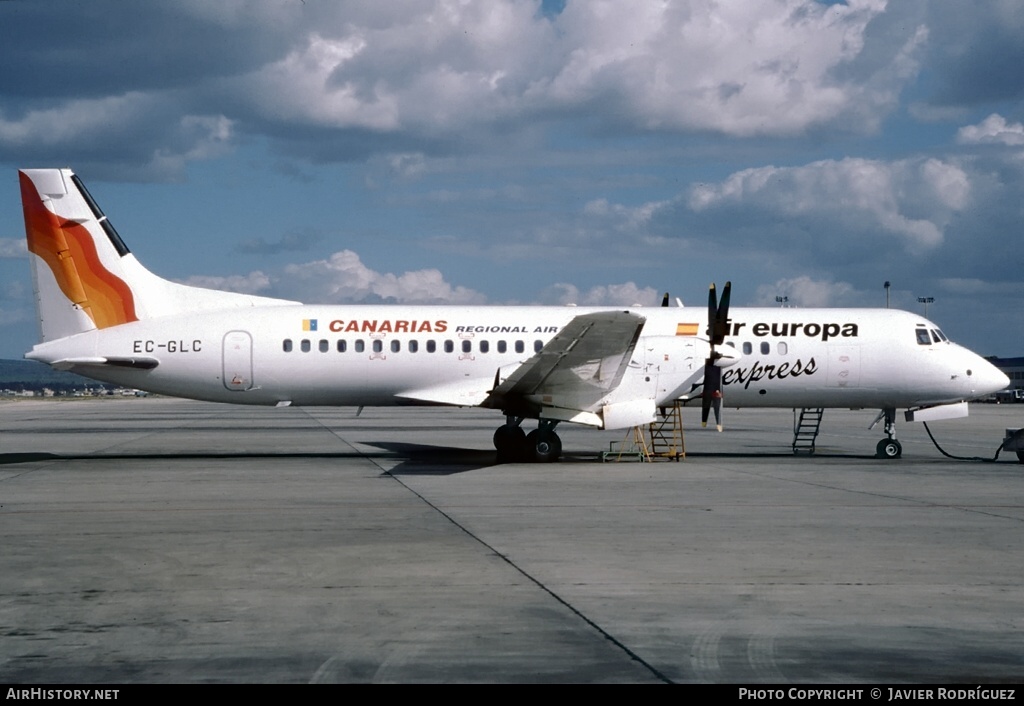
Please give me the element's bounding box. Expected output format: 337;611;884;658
18;168;1010;460
27;304;1000;414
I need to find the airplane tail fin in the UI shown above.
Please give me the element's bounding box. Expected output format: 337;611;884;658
19;168;297;342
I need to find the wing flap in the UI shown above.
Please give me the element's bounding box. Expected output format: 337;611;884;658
396;376;493;407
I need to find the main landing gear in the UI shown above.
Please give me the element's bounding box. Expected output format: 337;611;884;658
873;407;903;459
494;416;562;463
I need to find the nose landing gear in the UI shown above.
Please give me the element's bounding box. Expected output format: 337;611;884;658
876;437;903;459
872;407;902;459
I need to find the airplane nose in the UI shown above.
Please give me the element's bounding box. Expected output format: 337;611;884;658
967;356;1009;397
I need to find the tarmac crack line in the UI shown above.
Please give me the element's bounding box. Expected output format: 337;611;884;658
300;408;673;684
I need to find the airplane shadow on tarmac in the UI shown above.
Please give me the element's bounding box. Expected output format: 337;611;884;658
0;446;499;475
0;445;894;474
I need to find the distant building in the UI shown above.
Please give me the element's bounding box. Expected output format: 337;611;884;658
988;357;1024;402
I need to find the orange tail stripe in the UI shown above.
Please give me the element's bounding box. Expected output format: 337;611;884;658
21;172;138;329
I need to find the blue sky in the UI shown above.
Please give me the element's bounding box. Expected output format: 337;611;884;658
1;0;1022;358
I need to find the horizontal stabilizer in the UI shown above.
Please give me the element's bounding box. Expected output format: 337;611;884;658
51;356;159;371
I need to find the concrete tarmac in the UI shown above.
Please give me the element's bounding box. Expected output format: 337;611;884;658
1;398;1022;683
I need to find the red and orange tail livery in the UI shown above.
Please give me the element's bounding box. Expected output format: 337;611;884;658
19;169;298;343
20;170;138;338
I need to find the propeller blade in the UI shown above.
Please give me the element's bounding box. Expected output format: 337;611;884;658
706;283;718;339
661;292;670;308
703;280;732;430
710;280;731;345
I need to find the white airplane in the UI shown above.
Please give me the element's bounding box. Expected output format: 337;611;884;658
18;168;1009;462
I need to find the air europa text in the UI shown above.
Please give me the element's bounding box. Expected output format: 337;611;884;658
731;322;859;342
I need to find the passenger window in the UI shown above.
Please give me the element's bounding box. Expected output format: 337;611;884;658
497;341;507;354
301;339;311;353
283;339;293;353
916;329;931;345
480;340;489;353
409;340;418;353
515;340;525;354
319;339;329;353
462;340;472;353
426;340;436;353
355;340;365;353
760;342;770;355
372;340;383;353
391;340;400;353
534;340;543;353
337;340;346;352
778;342;788;355
742;342;752;355
444;340;454;353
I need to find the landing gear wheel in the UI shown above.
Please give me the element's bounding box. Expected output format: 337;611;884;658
494;424;527;462
526;429;562;463
876;438;902;459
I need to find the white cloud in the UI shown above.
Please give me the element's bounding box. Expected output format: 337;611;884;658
0;239;28;258
0;94;155;147
242;33;397;130
0;93;235;178
957;114;1024;146
282;250;486;304
0;0;937;178
937;277;1024;297
754;276;858;307
540;281;660;307
178;250;487;304
547;0;908;136
687;157;970;251
180;271;273;295
215;0;919;141
236;1;552;133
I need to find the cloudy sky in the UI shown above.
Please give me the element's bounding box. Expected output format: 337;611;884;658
1;0;1022;358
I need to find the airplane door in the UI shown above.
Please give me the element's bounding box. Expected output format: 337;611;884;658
827;345;860;389
645;338;702;400
223;330;253;391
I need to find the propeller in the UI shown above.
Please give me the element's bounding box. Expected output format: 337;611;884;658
661;292;669;307
702;281;731;431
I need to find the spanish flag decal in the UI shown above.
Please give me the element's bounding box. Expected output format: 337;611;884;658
676;322;699;336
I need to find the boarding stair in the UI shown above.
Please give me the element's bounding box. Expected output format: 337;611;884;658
792;407;824;455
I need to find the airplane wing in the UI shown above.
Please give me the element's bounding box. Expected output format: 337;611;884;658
483;310;646;414
395;375;496;407
395;311;646;420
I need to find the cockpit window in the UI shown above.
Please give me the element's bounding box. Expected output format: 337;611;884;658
935;329;949;342
930;329;942;344
916;328;931;345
